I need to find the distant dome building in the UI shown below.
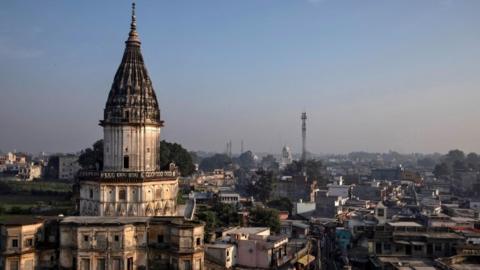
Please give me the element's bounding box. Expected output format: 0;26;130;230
280;145;293;169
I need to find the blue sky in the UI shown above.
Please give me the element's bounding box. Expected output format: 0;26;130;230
1;0;480;155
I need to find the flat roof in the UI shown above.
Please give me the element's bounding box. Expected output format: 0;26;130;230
388;221;422;227
0;216;45;226
226;227;269;235
205;243;234;249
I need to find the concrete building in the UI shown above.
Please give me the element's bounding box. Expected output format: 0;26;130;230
216;227;291;269
205;243;236;269
59;155;81;180
0;217;59;270
218;192;241;205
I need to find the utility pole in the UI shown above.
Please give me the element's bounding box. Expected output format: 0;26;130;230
301;112;307;162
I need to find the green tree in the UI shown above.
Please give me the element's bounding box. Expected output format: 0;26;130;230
261;155;279;172
466;153;480;170
249;207;281;233
445;149;465;164
160;140;195;176
453;160;468;172
212;201;239;226
304;159;325;184
417;157;436;168
197;210;218;242
284;159;325;185
267;197;293;214
433;162;450;178
248;169;275;202
199;154;232;172
236;151;256;170
78;140;104;170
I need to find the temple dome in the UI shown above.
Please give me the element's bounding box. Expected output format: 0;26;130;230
102;3;162;127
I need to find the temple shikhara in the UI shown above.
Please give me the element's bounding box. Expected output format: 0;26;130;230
77;1;177;218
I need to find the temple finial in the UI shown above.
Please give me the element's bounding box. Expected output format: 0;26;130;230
131;1;136;31
127;1;140;44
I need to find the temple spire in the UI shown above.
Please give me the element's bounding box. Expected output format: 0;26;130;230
127;1;140;44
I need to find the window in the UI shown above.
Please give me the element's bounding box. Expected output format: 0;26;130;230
435;244;442;252
84;235;89;242
414;245;422;251
376;242;382;254
184;260;192;270
114;235;120;242
196;237;201;246
81;258;90;270
125;111;130;121
377;208;385;217
127;257;133;270
113;259;121;270
123;156;129;169
119;190;126;200
89;189;93;199
97;259;105;270
155;188;163;199
11;239;18;248
25;238;33;247
157;234;164;243
9;259;19;270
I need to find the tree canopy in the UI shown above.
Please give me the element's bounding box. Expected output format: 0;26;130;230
247;169;275;202
283;159;325;185
249;206;281;233
199;154;232;172
159;140;195;176
267;197;293;214
78;139;104;170
260;154;279;172
235;151;256;170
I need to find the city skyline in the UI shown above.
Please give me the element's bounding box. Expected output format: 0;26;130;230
1;0;480;154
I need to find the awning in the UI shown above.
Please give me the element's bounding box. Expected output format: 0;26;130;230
410;241;426;246
394;240;410;245
297;254;316;266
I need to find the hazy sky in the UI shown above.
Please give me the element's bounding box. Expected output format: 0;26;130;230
1;0;480;155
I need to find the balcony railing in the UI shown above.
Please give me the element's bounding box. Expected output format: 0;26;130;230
78;170;178;181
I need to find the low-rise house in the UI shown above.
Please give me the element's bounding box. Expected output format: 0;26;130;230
280;220;309;239
205;243;236;269
0;217;59;270
214;227;296;269
58;155;81;181
218;192;240;205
